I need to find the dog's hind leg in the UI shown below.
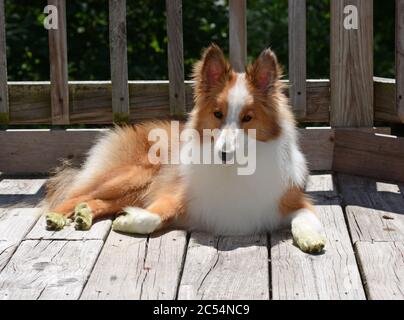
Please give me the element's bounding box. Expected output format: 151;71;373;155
46;195;92;230
73;199;123;230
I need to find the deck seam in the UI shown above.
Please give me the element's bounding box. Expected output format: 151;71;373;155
335;173;369;300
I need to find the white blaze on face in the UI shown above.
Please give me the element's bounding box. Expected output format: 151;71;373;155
215;74;252;156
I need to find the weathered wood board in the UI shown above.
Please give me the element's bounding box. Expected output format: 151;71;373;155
166;0;186;116
178;233;269;300
0;178;46;207
288;0;307;118
47;0;69;125
0;208;41;270
337;174;404;243
0;128;335;174
0;239;103;300
109;0;130;120
81;230;187;300
333;130;404;183
6;80;330;124
397;0;404;122
330;0;374;127
0;0;8;122
229;0;247;72
271;175;365;300
355;242;404;300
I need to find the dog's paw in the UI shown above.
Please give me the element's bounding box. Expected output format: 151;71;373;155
292;227;326;254
74;202;93;230
46;212;68;231
112;207;161;234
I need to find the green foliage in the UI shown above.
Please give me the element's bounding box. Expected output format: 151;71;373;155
4;0;395;81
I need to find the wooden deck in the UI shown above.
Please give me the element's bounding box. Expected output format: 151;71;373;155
0;173;403;300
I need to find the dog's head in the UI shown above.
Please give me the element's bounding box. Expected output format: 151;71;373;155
189;44;288;163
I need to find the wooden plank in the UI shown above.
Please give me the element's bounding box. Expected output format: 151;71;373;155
109;0;129;123
6;80;330;124
356;242;404;300
337;174;404;243
178;233;269;300
300;128;334;171
229;0;247;72
0;209;41;271
0;129;105;173
333;130;404;183
0;0;8;124
397;0;404;122
271;174;366;300
374;77;402;123
27;215;111;241
0;239;103;299
330;0;374;127
0;178;46;207
166;0;186;116
288;0;307;118
81;230;187;300
1;128;392;174
48;0;69;125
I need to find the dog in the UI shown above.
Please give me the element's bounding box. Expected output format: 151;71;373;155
44;44;325;254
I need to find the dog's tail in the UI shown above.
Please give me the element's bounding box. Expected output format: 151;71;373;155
40;160;79;212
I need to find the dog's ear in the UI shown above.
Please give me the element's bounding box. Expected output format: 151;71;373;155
193;44;230;92
247;48;281;93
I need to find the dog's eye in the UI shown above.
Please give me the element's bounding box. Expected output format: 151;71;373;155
242;115;252;122
214;111;223;119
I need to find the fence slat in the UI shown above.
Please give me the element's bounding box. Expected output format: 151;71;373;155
166;0;185;117
288;0;307;119
48;0;69;125
229;0;247;73
397;0;404;122
0;0;8;124
109;0;129;123
330;0;374;127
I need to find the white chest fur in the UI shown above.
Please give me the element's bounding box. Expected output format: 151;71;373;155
180;138;292;235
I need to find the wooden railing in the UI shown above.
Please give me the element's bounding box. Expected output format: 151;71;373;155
0;0;403;126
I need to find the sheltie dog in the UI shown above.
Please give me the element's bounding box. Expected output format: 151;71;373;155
44;44;325;253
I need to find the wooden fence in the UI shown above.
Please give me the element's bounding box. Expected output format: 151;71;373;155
0;0;402;126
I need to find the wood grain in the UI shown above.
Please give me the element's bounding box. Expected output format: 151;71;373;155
0;129;105;173
166;0;186;116
109;0;129;121
337;174;404;243
0;240;103;299
178;233;269;300
81;230;187;300
6;80;330;124
0;209;41;271
355;242;404;300
271;174;365;300
397;0;404;122
48;0;69;125
0;128;334;174
333;130;404;183
0;0;8;123
330;0;374;127
374;77;402;123
288;0;307;118
0;178;46;207
229;0;247;72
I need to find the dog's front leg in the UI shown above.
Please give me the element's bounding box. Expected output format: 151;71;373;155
112;195;184;235
291;209;326;254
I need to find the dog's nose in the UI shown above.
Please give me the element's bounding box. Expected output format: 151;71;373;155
220;151;233;163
